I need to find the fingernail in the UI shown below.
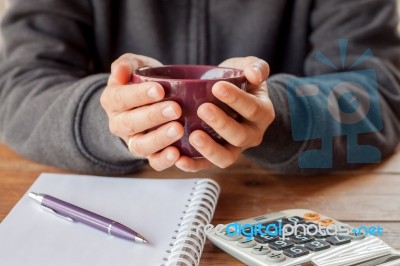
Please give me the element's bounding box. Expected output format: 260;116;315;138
192;136;205;147
111;62;120;74
176;162;188;170
147;86;160;99
200;107;215;121
112;61;128;74
162;106;177;118
215;85;228;98
252;62;263;83
166;151;176;161
166;126;179;138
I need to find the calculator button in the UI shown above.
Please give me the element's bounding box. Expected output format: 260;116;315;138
297;222;317;232
326;235;352;246
304;224;327;238
255;212;286;224
290;234;314;244
298;221;318;226
261;220;281;233
349;231;366;240
261;220;281;227
237;238;257;248
251;244;271;255
298;222;324;238
266;251;286;263
254;234;279;244
283;246;310;258
261;228;278;237
319;218;335;227
304;240;331;251
243;227;252;233
314;232;328;239
216;229;242;241
282;216;304;225
304;212;320;221
269;239;294;250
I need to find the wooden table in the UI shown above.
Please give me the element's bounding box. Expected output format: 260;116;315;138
1;143;399;265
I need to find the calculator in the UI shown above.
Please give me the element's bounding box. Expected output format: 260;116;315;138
206;209;400;266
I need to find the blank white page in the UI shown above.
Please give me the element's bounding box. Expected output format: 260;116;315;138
0;173;199;266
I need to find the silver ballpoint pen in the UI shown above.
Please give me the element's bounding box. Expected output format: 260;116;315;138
28;192;148;244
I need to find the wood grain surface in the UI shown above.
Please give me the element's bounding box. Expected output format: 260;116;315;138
1;144;399;265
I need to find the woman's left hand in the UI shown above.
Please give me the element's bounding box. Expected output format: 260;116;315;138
175;56;275;172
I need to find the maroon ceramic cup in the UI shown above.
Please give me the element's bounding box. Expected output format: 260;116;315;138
132;65;247;158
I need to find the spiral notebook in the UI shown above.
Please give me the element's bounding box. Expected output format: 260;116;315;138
0;173;220;266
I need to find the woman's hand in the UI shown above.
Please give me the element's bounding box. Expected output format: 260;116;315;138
175;56;275;172
100;54;184;171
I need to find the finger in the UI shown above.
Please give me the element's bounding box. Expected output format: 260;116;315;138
218;56;247;69
108;61;133;86
243;58;269;85
197;103;256;147
112;101;182;136
128;121;184;157
212;81;272;123
188;130;242;169
175;157;212;172
219;56;269;85
147;146;180;171
101;82;165;113
113;53;163;71
109;54;163;86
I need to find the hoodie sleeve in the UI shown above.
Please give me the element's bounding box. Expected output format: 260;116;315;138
0;0;145;175
245;0;400;174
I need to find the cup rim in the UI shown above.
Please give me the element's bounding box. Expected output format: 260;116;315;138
133;64;246;82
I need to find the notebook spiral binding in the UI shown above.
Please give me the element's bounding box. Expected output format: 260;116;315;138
162;179;220;266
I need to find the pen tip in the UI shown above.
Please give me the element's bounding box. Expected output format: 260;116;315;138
134;235;148;244
139;236;149;243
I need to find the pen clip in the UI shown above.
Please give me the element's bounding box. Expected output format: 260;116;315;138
41;206;75;223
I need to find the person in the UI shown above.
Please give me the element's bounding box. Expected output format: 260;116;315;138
0;0;399;175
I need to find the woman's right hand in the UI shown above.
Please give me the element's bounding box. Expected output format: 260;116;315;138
100;54;184;170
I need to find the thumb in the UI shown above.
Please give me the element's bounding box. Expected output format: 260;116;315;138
109;54;163;86
110;60;135;85
219;56;270;85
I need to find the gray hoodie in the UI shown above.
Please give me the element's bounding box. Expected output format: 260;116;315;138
1;0;400;175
